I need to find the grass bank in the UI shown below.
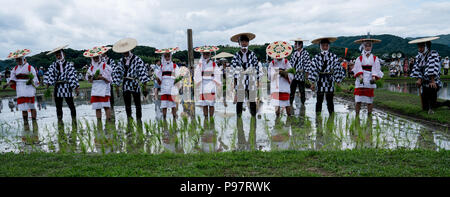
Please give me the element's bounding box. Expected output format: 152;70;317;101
0;149;448;177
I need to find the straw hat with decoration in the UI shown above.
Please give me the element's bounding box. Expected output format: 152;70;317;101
83;46;111;58
194;46;220;53
7;49;31;59
155;47;179;54
266;41;293;59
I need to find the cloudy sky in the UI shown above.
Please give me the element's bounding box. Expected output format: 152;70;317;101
1;0;449;59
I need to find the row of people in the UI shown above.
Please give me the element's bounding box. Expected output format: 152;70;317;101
2;33;445;126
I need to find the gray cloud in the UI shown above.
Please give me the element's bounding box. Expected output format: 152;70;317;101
0;0;449;59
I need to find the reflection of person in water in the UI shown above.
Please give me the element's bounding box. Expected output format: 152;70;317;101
349;117;374;149
416;128;438;150
56;120;79;153
20;120;40;152
161;123;184;153
200;119;226;153
236;116;257;151
36;95;47;110
314;114;341;150
271;118;291;151
8;99;15;112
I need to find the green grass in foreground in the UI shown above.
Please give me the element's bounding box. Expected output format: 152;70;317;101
0;149;448;177
336;84;450;125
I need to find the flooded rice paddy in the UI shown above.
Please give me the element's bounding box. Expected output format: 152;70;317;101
0;88;448;154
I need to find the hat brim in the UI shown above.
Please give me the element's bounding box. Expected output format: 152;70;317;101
83;46;110;58
408;36;440;44
290;38;309;42
354;38;381;44
230;33;256;43
194;46;220;53
46;45;69;55
311;37;337;44
7;49;31;59
155;47;179;54
266;41;293;59
112;38;137;53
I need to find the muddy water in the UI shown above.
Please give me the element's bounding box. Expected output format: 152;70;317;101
0;88;448;154
383;81;450;100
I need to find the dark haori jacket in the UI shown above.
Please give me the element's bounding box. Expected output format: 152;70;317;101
104;57;117;72
410;50;442;88
289;49;312;81
44;60;79;97
231;50;260;90
308;51;345;93
112;54;150;93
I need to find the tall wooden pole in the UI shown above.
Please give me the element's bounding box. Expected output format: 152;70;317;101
187;29;195;115
187;29;194;70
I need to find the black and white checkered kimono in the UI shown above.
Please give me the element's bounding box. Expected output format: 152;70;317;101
410;50;442;88
289;49;312;81
105;58;117;72
231;50;260;91
112;54;150;93
308;52;345;93
44;61;79;97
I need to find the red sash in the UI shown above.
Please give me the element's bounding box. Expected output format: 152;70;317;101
161;94;175;102
200;93;215;101
17;97;35;104
90;96;110;103
271;92;290;100
354;88;374;97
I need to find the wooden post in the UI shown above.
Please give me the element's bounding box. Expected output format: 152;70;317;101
186;29;195;116
187;29;194;70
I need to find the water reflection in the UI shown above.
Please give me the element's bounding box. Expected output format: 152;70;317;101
383;81;449;100
0;88;449;154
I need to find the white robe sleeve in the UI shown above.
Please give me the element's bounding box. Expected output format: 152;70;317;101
9;68;17;82
286;61;294;83
174;64;182;89
85;66;92;81
156;66;162;81
372;57;383;79
194;63;202;85
213;64;222;86
30;66;39;87
352;58;363;77
103;64;113;83
268;62;278;81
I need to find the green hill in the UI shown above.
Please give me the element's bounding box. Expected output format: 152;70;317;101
407;34;450;47
332;34;450;58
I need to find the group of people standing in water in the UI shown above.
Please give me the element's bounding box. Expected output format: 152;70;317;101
2;32;447;131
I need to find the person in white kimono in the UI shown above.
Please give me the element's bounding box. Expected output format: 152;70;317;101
352;38;384;118
193;46;222;119
3;49;39;123
266;41;294;118
155;48;181;120
84;46;113;123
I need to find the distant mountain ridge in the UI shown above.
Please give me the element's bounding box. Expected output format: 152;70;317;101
2;34;450;72
406;34;450;47
332;34;450;58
